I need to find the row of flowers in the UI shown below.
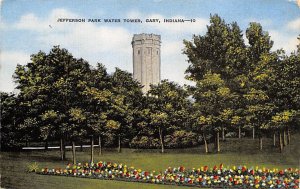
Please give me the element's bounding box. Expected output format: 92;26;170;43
38;161;299;188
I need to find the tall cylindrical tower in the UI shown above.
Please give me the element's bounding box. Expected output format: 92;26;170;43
132;33;161;93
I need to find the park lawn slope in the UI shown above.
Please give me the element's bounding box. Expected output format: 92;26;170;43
1;133;299;189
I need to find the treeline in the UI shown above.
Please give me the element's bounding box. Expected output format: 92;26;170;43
1;15;300;162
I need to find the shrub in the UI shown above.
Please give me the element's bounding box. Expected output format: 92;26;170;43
27;162;39;172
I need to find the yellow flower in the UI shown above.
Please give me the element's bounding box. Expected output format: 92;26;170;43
268;181;272;185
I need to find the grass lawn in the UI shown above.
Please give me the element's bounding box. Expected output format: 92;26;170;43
1;133;299;189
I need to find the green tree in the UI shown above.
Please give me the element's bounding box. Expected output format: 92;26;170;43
193;73;234;152
13;46;91;160
82;63;112;158
0;92;22;149
244;22;277;147
147;80;191;153
184;14;247;83
269;110;297;152
192;108;212;153
183;14;247;147
246;22;273;63
110;68;143;152
270;47;300;148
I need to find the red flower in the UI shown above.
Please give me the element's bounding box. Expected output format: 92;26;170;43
179;166;185;172
213;165;217;171
279;170;284;175
242;166;246;172
219;164;223;170
204;166;208;172
276;180;281;184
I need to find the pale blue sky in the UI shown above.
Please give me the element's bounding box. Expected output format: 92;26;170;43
1;0;299;92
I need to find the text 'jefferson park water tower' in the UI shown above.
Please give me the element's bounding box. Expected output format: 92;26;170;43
132;33;161;93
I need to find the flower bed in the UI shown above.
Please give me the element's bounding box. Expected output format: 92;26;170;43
38;162;299;188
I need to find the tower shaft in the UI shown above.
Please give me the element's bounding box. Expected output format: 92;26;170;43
132;34;161;93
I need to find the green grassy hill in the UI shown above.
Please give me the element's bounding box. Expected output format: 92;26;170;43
1;133;299;189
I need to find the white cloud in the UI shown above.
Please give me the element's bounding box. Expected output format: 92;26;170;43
13;8;133;72
287;0;300;7
163;40;184;56
269;30;298;53
287;18;300;31
146;15;208;34
126;10;143;19
125;11;208;35
6;8;205;92
245;18;273;28
0;51;30;92
15;8;84;32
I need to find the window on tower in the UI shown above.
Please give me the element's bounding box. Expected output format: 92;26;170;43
138;50;140;54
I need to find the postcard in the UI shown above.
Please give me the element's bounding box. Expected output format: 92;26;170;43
1;0;299;188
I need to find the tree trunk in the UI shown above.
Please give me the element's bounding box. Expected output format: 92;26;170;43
60;138;65;161
252;127;255;139
118;135;121;153
90;136;94;163
98;135;102;155
283;129;287;146
72;141;76;164
159;127;164;153
287;128;291;145
214;133;217;150
279;131;283;153
238;126;241;139
203;133;208;153
222;127;225;141
80;142;83;152
259;137;263;151
217;131;220;152
273;132;276;147
45;140;48;150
